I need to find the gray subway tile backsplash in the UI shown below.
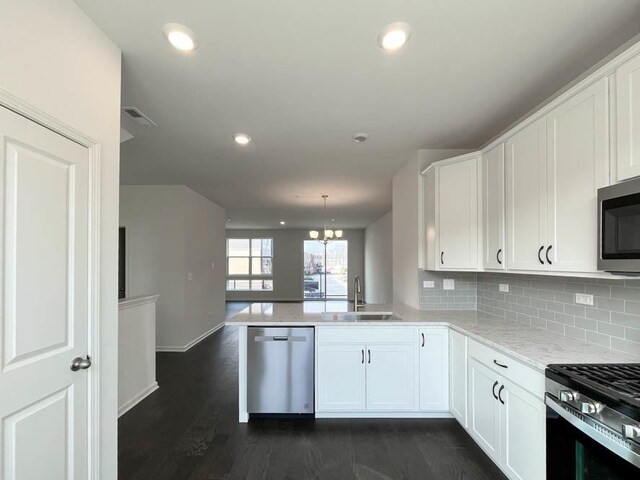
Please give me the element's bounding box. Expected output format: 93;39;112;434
418;270;640;357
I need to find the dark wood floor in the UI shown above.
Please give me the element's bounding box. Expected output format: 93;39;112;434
118;321;507;479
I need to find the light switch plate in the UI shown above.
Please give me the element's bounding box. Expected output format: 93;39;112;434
499;284;509;293
423;280;435;288
443;279;455;290
211;261;215;270
187;272;193;281
575;293;594;306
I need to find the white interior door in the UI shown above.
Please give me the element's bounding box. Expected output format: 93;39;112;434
0;106;91;480
546;78;608;272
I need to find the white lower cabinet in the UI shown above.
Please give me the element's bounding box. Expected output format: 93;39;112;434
467;341;545;480
501;378;546;480
418;327;449;411
468;357;502;463
316;326;449;414
449;329;468;427
367;344;414;411
316;344;366;411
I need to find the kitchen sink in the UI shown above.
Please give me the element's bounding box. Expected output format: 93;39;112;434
322;312;397;322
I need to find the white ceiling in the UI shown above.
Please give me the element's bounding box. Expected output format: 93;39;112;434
75;0;640;229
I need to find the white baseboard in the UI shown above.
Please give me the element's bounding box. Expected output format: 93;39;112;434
156;322;224;353
314;412;453;419
118;382;159;417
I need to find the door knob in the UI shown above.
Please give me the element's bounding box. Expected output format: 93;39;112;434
70;355;92;371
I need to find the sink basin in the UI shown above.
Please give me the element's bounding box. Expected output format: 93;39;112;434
322;312;397;322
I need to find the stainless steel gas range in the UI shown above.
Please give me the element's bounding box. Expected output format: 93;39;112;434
545;363;640;478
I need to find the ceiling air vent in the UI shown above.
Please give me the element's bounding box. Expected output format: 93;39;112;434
122;106;157;127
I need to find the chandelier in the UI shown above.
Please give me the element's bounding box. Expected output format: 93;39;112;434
309;195;343;244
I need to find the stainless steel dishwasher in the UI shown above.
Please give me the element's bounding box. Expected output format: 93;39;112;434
247;327;314;415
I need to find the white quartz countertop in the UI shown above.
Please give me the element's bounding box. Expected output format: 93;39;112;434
225;302;639;372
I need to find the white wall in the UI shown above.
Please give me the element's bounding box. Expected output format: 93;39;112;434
120;186;226;350
184;187;227;347
364;211;393;304
0;1;121;476
226;229;365;302
392;149;471;308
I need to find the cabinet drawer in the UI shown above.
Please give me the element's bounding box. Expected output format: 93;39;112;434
468;339;544;398
317;326;415;344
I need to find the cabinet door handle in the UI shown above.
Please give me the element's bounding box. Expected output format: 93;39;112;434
492;381;499;400
441;251;444;264
498;385;505;405
546;245;553;265
538;246;544;264
497;249;502;265
493;359;508;369
367;349;371;364
421;333;425;347
361;349;364;364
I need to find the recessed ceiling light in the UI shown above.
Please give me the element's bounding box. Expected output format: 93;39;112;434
280;221;286;225
353;133;369;143
377;22;412;51
163;23;197;52
233;133;252;145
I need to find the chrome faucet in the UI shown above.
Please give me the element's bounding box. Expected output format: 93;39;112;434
354;275;363;311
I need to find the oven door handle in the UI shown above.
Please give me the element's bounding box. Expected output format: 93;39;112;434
545;395;640;469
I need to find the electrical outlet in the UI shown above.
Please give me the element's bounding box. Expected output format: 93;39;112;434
423;280;435;288
499;284;510;293
187;272;193;281
443;279;455;290
575;293;594;306
211;261;215;270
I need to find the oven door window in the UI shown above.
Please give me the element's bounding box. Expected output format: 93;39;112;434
547;407;638;479
602;192;640;259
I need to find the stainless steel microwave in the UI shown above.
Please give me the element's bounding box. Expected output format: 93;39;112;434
598;177;640;273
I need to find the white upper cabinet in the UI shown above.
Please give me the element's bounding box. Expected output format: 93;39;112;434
483;144;506;270
546;78;608;272
423;167;437;271
437;156;479;270
505;117;548;271
616;53;640;182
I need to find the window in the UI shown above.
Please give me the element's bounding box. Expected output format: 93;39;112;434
226;238;273;291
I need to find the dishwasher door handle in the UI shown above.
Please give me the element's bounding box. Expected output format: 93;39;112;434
253;335;305;342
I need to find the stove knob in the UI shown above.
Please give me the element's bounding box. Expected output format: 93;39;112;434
622;424;640;440
559;390;576;402
579;401;599;414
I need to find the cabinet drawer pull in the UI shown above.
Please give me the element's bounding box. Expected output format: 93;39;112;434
498;385;505;405
492;381;499;400
367;349;371;364
361;349;364;364
441;251;444;264
421;333;425;347
538;246;544;264
497;249;502;265
546;245;553;265
493;359;508;369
